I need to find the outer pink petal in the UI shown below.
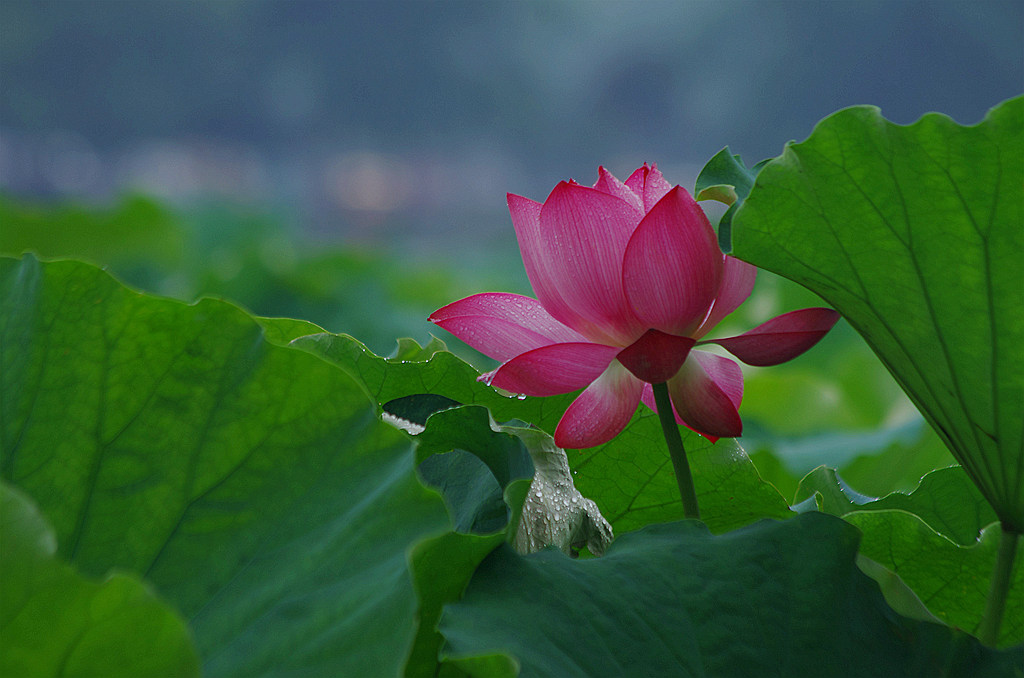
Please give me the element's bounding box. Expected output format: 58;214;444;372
622;186;724;336
666;352;744;439
689;351;743;408
693;256;758;339
535;182;646;344
486;342;620;397
430;293;589;362
700;308;840;366
554;360;643;449
509;192;590;334
624;164;673;213
593;166;643;213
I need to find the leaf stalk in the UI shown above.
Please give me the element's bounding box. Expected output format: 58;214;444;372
651;381;700;519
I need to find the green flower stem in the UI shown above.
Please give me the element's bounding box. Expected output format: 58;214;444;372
978;524;1020;646
651;381;700;520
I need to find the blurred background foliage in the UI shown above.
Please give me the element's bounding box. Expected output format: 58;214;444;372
3;0;1016;499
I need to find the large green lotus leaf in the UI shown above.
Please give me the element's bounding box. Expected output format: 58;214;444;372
399;401;535;536
439;512;1021;676
0;482;201;678
255;315;326;345
392;404;538;677
415;405;535;488
419;450;510;535
797;466;998;546
405;531;507;678
795;467;1011;644
568;411;793;535
749;418;957;503
732;97;1024;529
0;255;452;677
291;332;576;431
723;269;955;498
837;422;958;496
846;511;1024;647
727;271;912;437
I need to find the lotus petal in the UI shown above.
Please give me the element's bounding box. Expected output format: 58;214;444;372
535;182;646;344
593;166;643;213
694;256;758;338
702;308;840;366
622;187;723;336
554;360;643;449
486;342;620;397
624;164;673;213
509;193;598;338
667;351;744;438
429;293;589;362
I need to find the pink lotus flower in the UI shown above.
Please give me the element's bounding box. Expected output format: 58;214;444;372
431;165;839;449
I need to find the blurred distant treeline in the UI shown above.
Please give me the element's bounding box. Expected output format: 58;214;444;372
2;0;1020;258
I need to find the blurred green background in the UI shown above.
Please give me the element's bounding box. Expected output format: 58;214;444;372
3;0;1019;498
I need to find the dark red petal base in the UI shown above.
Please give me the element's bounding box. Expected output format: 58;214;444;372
616;329;696;383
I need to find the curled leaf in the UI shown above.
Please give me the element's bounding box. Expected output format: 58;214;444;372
508;427;613;557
